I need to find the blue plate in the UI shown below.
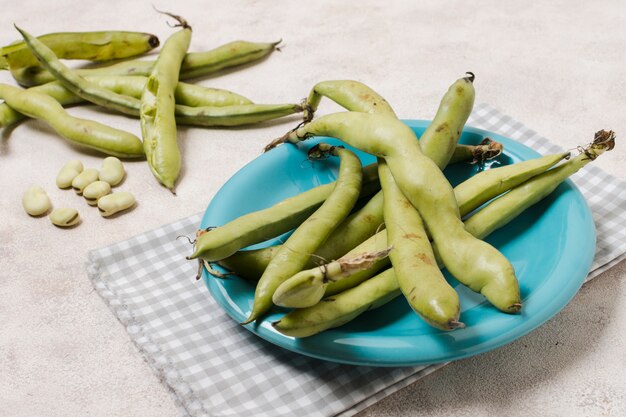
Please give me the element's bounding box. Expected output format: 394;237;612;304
200;120;596;367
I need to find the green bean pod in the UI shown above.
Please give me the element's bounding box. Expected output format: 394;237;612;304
190;164;379;262
465;130;615;238
0;83;143;158
273;131;616;337
216;192;384;282
279;112;521;313
0;30;158;70
11;40;280;87
272;247;391;308
419;73;476;169
455;151;570;216
303;80;397;121
273;268;401;338
140;19;192;191
378;159;462;330
243;144;363;323
16;27;141;116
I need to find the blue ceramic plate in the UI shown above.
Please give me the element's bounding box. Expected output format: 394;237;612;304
200;120;596;367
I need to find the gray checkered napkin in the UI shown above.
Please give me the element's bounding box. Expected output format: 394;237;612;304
87;103;626;417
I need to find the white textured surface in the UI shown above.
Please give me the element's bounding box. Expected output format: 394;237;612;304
0;1;624;416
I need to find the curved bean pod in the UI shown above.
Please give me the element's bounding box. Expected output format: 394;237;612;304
140;17;192;191
303;79;397;121
243;144;363;323
419;73;475;169
277;112;521;313
0;84;143;158
1;30;158;70
11;40;280;87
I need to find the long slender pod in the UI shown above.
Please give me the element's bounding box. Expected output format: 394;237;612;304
190;163;379;262
0;84;143;158
11;40;280;87
1;30;158;70
140;14;192;190
243;144;363;323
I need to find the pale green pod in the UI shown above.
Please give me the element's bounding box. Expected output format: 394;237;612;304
97;192;135;217
99;157;125;186
56;160;84;189
71;168;99;195
83;181;112;206
22;185;51;216
49;207;80;227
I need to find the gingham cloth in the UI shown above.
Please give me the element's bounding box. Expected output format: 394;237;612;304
87;103;626;417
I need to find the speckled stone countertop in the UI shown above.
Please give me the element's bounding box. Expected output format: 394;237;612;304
1;1;624;416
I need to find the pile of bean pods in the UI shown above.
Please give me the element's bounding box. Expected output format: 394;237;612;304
188;77;616;337
1;12;304;192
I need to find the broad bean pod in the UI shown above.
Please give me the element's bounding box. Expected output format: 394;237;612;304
378;159;462;330
11;40;280;87
1;30;158;70
140;15;192;191
0;84;143;158
243;144;363;323
303;79;397;121
419;73;475;169
190;164;380;262
272;248;391;308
